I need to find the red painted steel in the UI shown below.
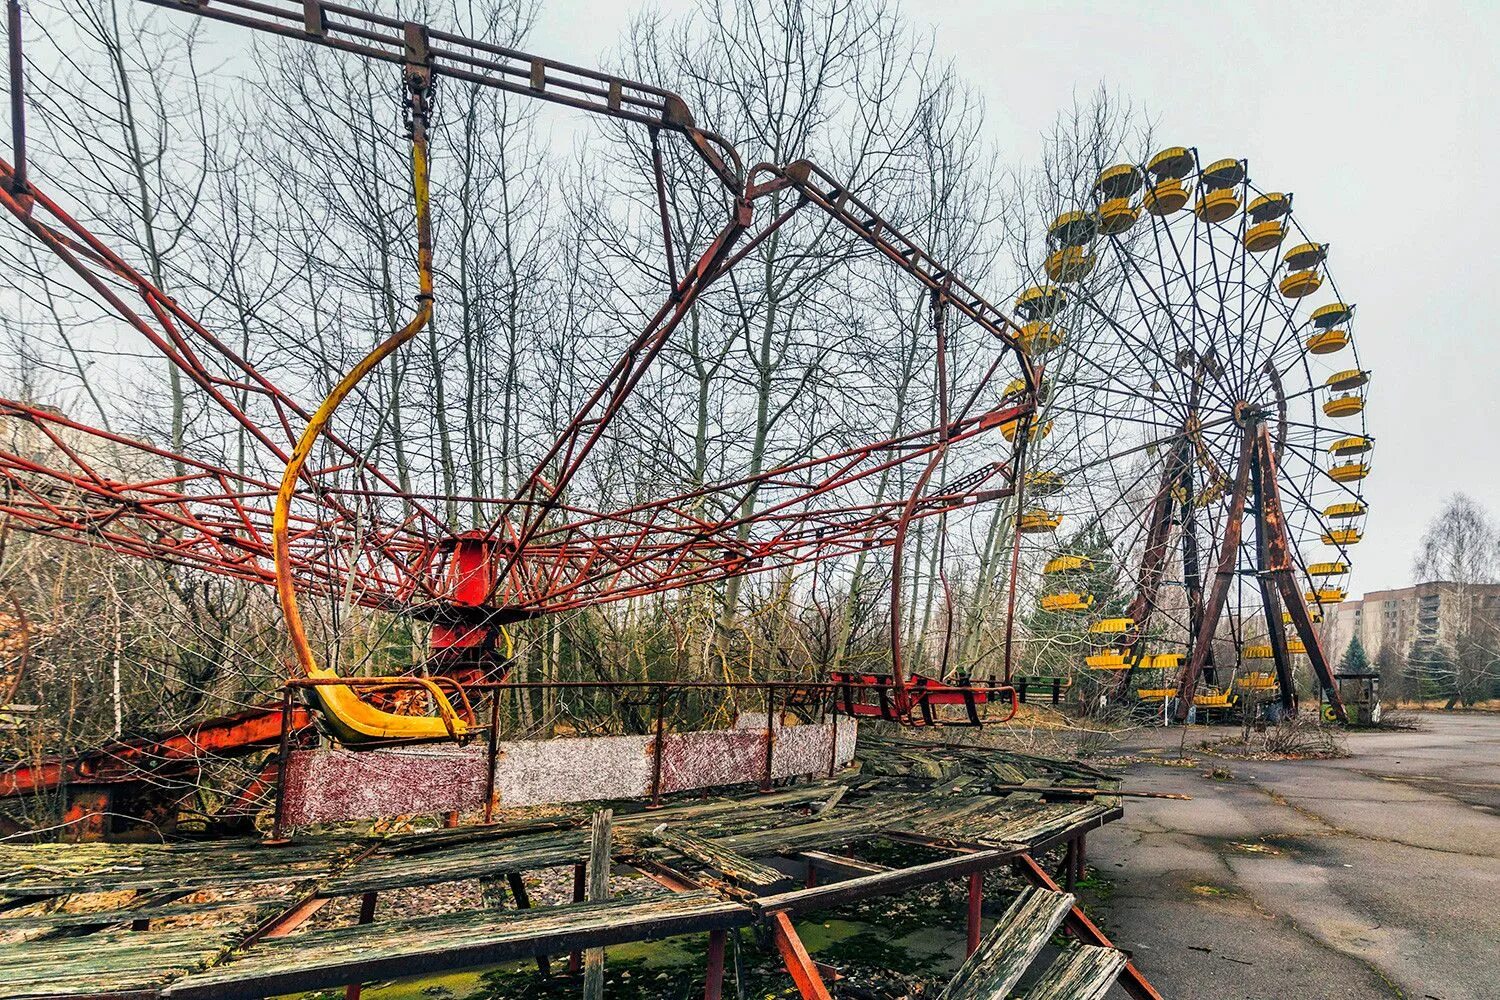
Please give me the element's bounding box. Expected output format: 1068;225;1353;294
0;704;312;798
0;0;1038;748
766;910;834;1000
965;871;982;955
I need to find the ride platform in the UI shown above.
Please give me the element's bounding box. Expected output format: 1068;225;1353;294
0;738;1145;1000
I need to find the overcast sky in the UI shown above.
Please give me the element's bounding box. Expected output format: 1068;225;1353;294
519;0;1498;595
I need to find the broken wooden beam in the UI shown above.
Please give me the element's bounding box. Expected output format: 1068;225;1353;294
649;824;789;891
583;809;612;1000
753;849;1009;916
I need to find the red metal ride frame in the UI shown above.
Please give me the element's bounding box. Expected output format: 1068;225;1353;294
0;0;1039;728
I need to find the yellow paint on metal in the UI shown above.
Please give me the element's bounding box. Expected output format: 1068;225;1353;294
1045;245;1096;282
1096;197;1139;234
1283;242;1328;270
1014;285;1067;319
1090;617;1135;634
1243;220;1287;252
1279;269;1322;298
270;111;467;744
1017;320;1066;355
1137;687;1176;701
1019;509;1063;533
1329;461;1370;483
1323;393;1365;418
1322;527;1363;545
1199;157;1245;189
1041;592;1094;612
1001;417;1052;443
1247;191;1291;222
1193;690;1237;708
1326;368;1370;390
1148;146;1194;179
1085;649;1128;669
1044;554;1093;574
1144;177;1190;215
1026;470;1066;496
1312;302;1354;328
1308;561;1350;576
1142;652;1184;669
1195;188;1240;223
1306;329;1349;354
1095;163;1144;199
1305;587;1347;604
1324;501;1368;519
1329;435;1372;455
1048;209;1098;246
1237;672;1278;690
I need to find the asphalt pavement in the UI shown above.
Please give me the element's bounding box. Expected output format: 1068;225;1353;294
1083;712;1500;1000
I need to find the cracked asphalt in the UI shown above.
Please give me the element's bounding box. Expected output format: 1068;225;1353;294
1081;712;1500;1000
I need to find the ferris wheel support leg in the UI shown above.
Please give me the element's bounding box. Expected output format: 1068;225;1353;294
1249;445;1299;717
1113;438;1190;703
1249;429;1348;723
1173;433;1254;722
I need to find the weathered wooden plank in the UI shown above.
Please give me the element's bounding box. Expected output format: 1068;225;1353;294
164;891;751;1000
648;825;789;891
319;828;590;897
753;849;1010;916
0;896;274;930
1010;943;1127;1000
0;925;242;998
582;809;612;1000
794;851;889;880
0;837;360;896
936;887;1074;1000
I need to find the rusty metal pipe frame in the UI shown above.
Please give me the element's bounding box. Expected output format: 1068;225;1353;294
2;0;1040;732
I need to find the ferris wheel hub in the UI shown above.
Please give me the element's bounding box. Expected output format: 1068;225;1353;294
1232;400;1268;428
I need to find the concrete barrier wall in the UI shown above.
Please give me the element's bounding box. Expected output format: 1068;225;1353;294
282;716;857;826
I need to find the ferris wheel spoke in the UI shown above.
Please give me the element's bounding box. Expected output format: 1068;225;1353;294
1106;235;1243;413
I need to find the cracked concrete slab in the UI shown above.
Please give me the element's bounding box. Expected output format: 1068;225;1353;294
1081;712;1500;1000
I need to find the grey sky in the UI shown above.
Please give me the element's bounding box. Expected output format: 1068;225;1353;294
525;0;1500;595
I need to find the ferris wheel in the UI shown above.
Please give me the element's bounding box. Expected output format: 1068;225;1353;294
1005;146;1370;722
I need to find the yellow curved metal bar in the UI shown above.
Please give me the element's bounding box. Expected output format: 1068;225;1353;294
271;110;468;744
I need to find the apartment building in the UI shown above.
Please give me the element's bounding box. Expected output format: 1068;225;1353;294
1320;580;1500;667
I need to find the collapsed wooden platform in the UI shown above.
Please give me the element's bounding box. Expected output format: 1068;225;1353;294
0;738;1157;1000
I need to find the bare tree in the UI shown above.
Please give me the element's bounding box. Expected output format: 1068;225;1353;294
1412;493;1500;708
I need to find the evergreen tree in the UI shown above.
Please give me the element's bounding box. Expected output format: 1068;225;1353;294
1338;633;1370;673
